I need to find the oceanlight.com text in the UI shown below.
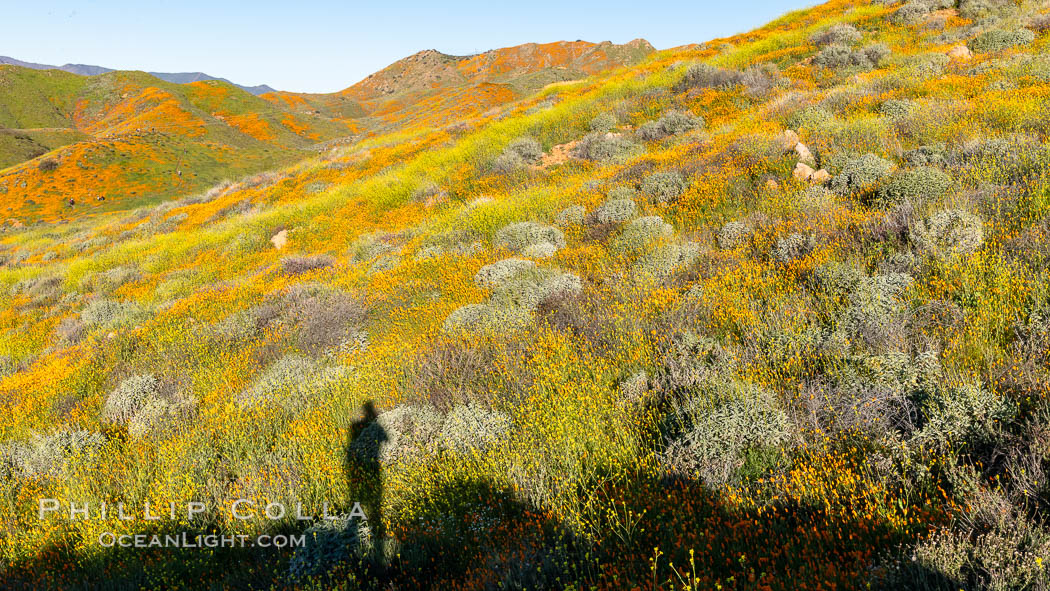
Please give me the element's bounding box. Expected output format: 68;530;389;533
96;532;307;549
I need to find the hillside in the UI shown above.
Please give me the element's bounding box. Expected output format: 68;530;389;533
2;0;1050;589
0;67;353;220
264;39;655;132
0;41;651;223
0;56;277;94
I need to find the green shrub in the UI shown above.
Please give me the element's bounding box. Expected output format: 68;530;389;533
636;110;704;141
617;370;650;406
968;29;1036;53
675;63;745;91
787;106;834;132
127;394;196;438
80;298;144;329
633;242;701;280
593;197;637;224
443;303;505;333
288;518;372;581
492;151;525;174
652;332;736;393
448;260;581;333
909;209;985;259
830;153;895;195
843;273;914;351
661;110;703;135
916;383;1015;450
488;270;582;311
811;261;864;300
494;222;566;254
813;44;853;68
439;403;512;454
102;374;160;426
554;205;586;226
716;221;753;249
0;428;105;480
772;232;816;264
281;255;335;276
607;186;636;201
492;137;544;173
896;2;924;21
572;132;640;161
589;113;617;133
474;258;538;289
662;381;793;485
238;355;348;411
903;144;946;167
810;23;862;46
505;137;543;163
614;216;675;255
213;302;282;342
875;167;953;206
876;512;1050;591
814;44;891;70
349;405;445;465
879;99;916;119
674;63;783;96
640;171;687;203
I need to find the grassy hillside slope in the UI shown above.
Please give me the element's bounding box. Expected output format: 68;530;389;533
2;0;1050;589
0;68;353;221
0;41;652;224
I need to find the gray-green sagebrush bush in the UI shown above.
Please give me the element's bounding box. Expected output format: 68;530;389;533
662;380;794;485
571;132;640;161
636;110;704;141
909;209;985;259
639;171;688;203
0;428;105;480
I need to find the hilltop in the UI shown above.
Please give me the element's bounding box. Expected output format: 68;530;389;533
264;39;655;131
2;0;1050;589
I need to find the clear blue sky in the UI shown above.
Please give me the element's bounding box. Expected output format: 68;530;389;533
7;0;817;93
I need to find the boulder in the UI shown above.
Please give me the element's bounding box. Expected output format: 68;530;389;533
795;142;816;166
946;44;972;61
779;129;800;151
810;169;832;183
270;229;288;250
793;162;816;181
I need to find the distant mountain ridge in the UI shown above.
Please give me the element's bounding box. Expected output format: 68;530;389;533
0;38;654;220
0;56;275;95
266;39;655;131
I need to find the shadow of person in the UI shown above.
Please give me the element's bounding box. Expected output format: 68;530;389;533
345;400;387;568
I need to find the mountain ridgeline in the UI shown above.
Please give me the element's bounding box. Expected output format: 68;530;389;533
0;40;653;221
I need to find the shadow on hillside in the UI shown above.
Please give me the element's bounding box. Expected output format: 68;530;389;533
3;519;293;591
6;401;960;590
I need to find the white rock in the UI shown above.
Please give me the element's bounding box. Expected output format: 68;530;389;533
779;129;800;151
795;142;816;166
270;229;288;250
810;169;832;183
947;45;972;61
793;162;816;181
